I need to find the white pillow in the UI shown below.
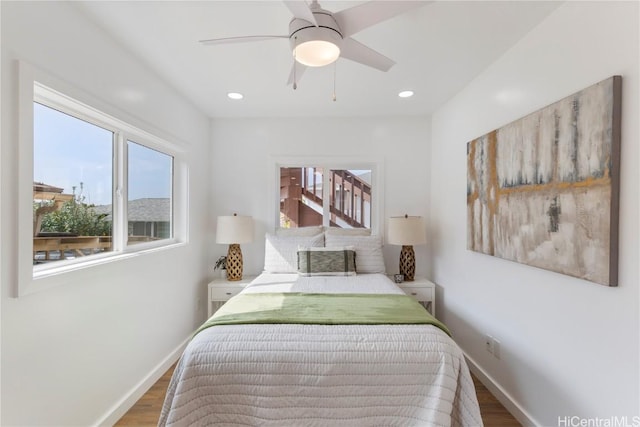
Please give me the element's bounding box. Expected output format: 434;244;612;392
264;233;324;273
324;227;371;236
275;226;324;237
324;234;385;274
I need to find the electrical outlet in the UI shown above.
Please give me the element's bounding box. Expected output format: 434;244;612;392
492;338;501;359
485;335;494;354
196;298;202;311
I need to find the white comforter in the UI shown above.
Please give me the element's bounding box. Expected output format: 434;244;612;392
159;274;483;426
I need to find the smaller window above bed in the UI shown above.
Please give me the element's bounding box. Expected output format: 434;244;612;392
279;167;373;231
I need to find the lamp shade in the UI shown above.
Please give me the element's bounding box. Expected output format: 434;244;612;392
216;215;254;244
387;215;426;246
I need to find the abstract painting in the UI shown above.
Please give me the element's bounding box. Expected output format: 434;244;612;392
467;76;621;286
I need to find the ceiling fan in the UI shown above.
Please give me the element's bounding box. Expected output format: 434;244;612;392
199;1;428;88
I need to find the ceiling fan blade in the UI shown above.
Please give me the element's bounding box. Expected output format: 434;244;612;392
283;1;317;26
339;37;395;72
199;35;288;46
287;62;308;86
334;1;430;38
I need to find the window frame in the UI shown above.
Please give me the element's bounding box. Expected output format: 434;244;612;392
270;156;384;234
17;61;187;297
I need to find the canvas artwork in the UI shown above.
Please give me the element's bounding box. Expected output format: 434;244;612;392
467;76;621;286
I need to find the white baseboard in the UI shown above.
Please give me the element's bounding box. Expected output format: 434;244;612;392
94;337;189;427
464;352;539;427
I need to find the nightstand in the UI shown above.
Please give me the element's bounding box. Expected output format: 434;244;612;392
207;275;256;317
395;277;436;316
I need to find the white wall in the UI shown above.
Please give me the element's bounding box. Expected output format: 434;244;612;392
430;2;639;425
3;2;635;426
209;117;430;277
1;2;211;425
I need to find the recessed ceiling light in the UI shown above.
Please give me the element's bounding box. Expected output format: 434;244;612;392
227;92;243;100
398;90;414;98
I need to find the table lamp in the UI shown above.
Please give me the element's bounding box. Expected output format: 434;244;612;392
387;214;426;281
216;214;254;281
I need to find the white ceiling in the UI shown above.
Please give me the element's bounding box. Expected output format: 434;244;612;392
74;1;561;118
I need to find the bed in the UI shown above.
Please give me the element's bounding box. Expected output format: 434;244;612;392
159;231;483;426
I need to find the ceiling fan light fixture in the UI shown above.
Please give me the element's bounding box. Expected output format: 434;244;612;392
294;40;340;67
290;14;343;68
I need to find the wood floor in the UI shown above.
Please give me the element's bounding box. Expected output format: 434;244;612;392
116;363;521;426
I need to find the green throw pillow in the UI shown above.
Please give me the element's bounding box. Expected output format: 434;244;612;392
297;247;357;276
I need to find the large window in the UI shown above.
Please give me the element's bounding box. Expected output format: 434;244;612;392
28;80;179;278
279;166;373;230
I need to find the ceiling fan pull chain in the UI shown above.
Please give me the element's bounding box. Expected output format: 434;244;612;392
293;36;298;90
332;61;337;101
293;64;297;90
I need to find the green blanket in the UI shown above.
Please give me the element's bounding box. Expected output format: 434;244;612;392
195;292;451;337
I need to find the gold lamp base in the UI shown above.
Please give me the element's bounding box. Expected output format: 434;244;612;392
226;243;244;281
399;245;416;281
